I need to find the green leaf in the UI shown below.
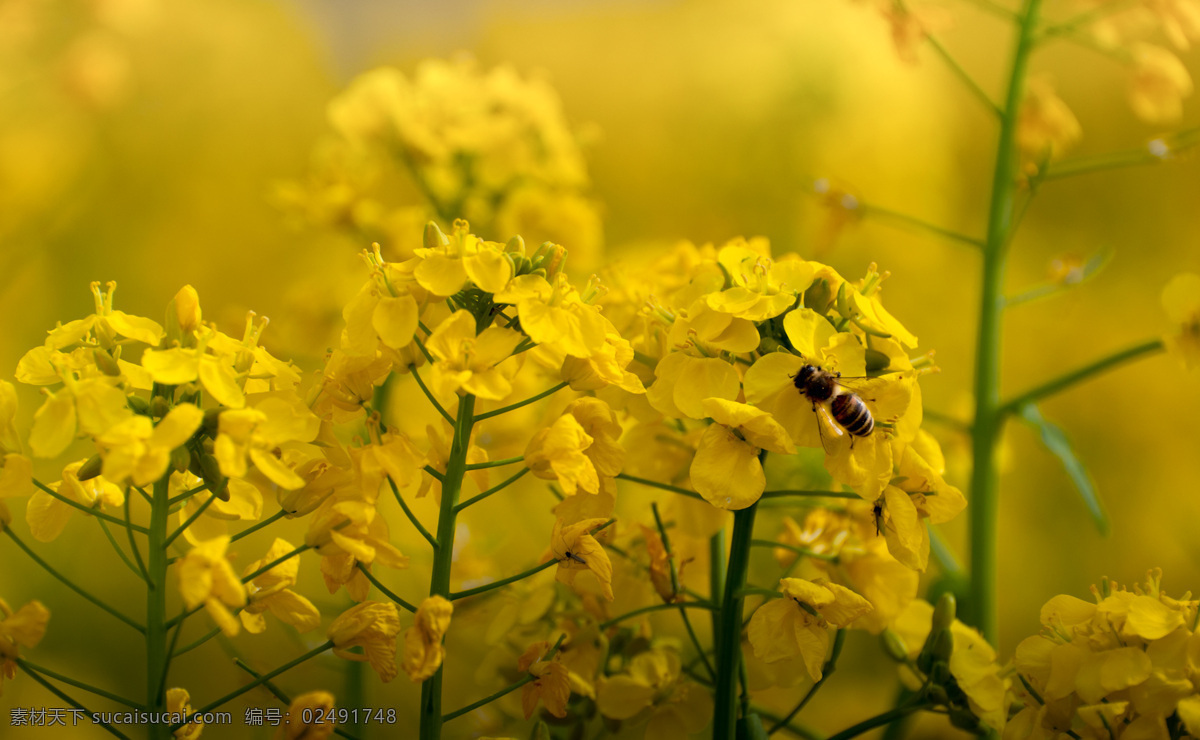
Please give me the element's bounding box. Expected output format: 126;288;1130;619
1017;403;1109;535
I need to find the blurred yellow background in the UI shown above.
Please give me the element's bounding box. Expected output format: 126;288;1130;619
2;0;1198;737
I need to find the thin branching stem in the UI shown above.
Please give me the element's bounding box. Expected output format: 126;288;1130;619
17;658;145;710
16;662;130;739
454;467;530;512
31;478;147;533
616;473;705;502
999;338;1164;415
474;382;569;421
356;563;417;613
3;528;145;634
388;477;438;549
441;635;566;723
409;362;453;423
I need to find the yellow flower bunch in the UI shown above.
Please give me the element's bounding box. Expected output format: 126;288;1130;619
1006;570;1200;739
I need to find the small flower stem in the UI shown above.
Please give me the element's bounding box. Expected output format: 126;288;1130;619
616;472;705;502
758;489;859;500
173;625;220;658
453;467;530;512
999;338;1164;416
924;33;1002;118
449;559;556;601
16;662;130;739
145;475;172;739
409;363;453;423
928;525;963;576
2;528;145;633
713;501;759;740
464;455;523;470
824;703;927;740
767;629;846;734
30;478;148;533
17;658;145;710
170;641;334;731
229;509;289;544
423;465;444;482
598;601;717;630
858;201;985;249
420;393;476;740
162;492;216;548
124;493;150;583
1040;128;1200;180
474;381;569;421
355;562;417;612
167;484;209;507
969;0;1042;648
1037;0;1140;39
388;477;438;549
96;518;148;583
749;706;823;740
241;543;311;584
441;635;566;723
749;539;839;562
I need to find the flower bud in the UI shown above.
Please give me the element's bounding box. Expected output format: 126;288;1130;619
932;592;957;634
171;445;191;475
150;396;171;419
189;446;229;502
76;454;103;482
92;348;122;377
881;629;909;662
127;395;151;415
423;221;448;250
804;278;834;314
865;348;891;372
506;234;525;256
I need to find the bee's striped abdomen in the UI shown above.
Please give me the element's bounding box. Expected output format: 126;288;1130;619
830;393;874;437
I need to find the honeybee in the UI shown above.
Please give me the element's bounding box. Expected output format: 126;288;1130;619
790;364;876;443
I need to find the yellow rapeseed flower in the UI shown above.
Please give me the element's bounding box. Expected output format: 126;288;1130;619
0;597;50;697
96;402;203;486
166;688;203;739
213;396;320;490
596;648;713;740
525;398;624;496
426;310;523;400
177;536;248;637
26;460;124;542
401;596;453;682
240;538;321;635
277;691;336;740
689;398;795;510
1162;272;1200;370
519;640;571;719
328;601;402;683
747;578;872;682
550;517;614;601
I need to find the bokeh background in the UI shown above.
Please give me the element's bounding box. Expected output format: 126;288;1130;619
2;0;1198;737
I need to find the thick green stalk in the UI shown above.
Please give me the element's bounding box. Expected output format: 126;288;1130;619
969;0;1043;646
419;394;475;740
713;502;758;740
146;476;171;739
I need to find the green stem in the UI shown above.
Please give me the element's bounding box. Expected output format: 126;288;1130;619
419;393;475;740
441;635;565;723
464;455;523;470
969;0;1042;647
750;706;824;740
124;493;150;583
449;559;556;601
389;477;438;549
925;34;1002;118
173;626;220;658
597;601;716;630
17;658;145;709
750;539;838;562
97;517;148;583
167;484;209;507
410;363;453;423
759;489;859;500
30;478;148;533
146;476;171;738
858;201;984;249
824;703;927;740
1041;128;1200;180
356;563;417;612
230;509;288;544
16;662;130;739
171;642;334;730
709;530;726;661
999;338;1164;415
163;493;216;548
454;467;530;512
714;502;758;740
616;472;705;502
768;630;846;734
474;382;569;421
2;528;145;633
